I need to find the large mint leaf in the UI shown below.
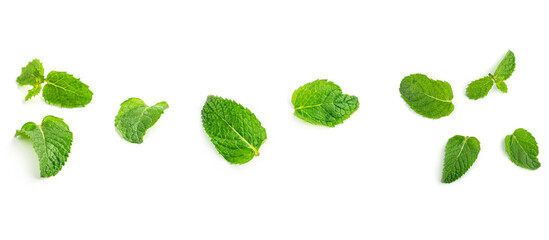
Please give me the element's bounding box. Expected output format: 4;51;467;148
115;98;169;144
466;76;493;100
292;79;359;127
442;135;481;183
15;116;73;178
201;95;267;164
16;59;45;100
494;50;516;81
505;128;540;170
42;71;93;108
399;74;454;119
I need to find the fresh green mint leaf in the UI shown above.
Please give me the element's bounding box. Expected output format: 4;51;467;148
16;59;45;100
115;98;169;144
442;135;481;183
466;76;493;100
15;116;73;178
201;95;267;164
495;79;508;93
494;50;516;81
399;73;454;119
42;71;93;108
292;79;359;127
505;128;540;170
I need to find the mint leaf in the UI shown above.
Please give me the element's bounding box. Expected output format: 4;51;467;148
201;95;267;164
42;71;93;108
399;73;454;119
466;50;515;100
291;79;359;127
494;50;516;81
442;135;481;183
505;128;540;170
495;79;508;93
466;76;493;100
15;116;73;178
115;98;169;144
16;59;45;100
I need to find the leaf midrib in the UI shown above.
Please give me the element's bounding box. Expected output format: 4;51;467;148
46;80;83;97
207;102;259;156
511;134;534;162
447;137;469;170
37;125;49;160
422;92;452;103
295;103;332;110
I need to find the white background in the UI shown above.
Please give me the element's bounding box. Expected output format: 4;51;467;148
1;0;548;239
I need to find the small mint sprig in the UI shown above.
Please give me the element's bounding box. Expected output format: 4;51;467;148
16;59;93;108
466;50;515;100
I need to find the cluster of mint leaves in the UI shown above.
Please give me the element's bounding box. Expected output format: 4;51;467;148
399;51;541;183
15;59;94;177
15;60;360;175
201;80;359;164
14;53;535;182
15;59;359;175
14;60;170;177
442;129;540;183
399;50;516;119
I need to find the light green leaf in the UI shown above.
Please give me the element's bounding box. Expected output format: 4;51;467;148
25;84;42;101
16;59;44;85
201;95;267;164
115;98;169;144
466;76;493;100
442;135;481;183
399;73;454;119
505;128;540;170
495;79;508;93
16;59;45;100
292;79;359;127
494;50;515;81
15;116;73;178
42;71;93;108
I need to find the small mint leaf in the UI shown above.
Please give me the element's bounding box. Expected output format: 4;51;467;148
495;79;508;93
466;76;493;100
17;59;45;101
505;128;540;170
494;50;515;81
115;98;169;144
